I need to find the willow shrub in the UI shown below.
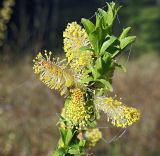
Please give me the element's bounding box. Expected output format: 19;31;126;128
33;2;141;156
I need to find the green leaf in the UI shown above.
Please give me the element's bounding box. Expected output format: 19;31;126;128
59;128;66;145
53;148;65;156
105;2;121;26
59;128;73;146
96;79;113;92
95;12;102;28
119;27;131;40
79;140;86;147
111;49;121;58
68;145;81;155
100;36;117;54
102;52;112;62
92;57;104;79
91;68;101;80
112;28;134;58
102;52;113;69
98;8;108;24
80;76;94;84
65;129;73;146
95;57;103;70
120;36;136;49
106;2;114;25
81;18;95;34
89;29;100;54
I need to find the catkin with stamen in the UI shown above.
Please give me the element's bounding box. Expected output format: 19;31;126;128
33;51;74;95
94;96;140;128
63;22;93;76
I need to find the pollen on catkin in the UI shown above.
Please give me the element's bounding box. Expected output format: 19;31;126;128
33;51;74;95
85;128;102;147
63;22;93;73
95;97;140;128
64;88;91;129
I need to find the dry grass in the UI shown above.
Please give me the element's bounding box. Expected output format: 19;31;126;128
0;54;160;156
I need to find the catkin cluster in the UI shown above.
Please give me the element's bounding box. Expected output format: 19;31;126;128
63;89;92;129
33;3;141;154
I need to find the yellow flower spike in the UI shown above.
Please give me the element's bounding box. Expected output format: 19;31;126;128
33;51;75;95
63;89;92;129
95;96;140;128
85;128;102;147
63;22;93;74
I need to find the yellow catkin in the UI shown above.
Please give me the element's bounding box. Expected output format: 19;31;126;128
33;51;74;95
63;22;93;74
95;96;140;128
64;89;91;129
85;128;102;147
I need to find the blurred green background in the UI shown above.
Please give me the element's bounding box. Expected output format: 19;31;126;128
0;0;160;156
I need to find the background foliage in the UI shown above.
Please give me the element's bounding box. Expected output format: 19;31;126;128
0;0;159;60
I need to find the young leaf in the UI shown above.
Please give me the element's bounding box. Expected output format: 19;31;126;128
119;27;131;40
59;128;73;146
120;36;136;49
98;8;108;24
95;57;103;70
68;145;81;155
100;36;117;54
80;76;94;84
92;57;104;79
95;12;101;28
102;51;112;61
96;79;113;92
81;18;95;35
106;2;114;26
106;2;121;26
53;148;65;156
91;67;101;80
59;128;67;145
79;140;86;147
65;129;73;146
89;29;100;54
111;49;121;58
